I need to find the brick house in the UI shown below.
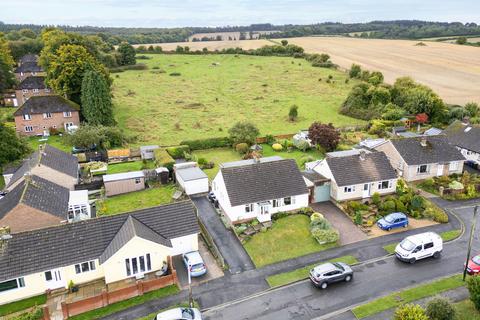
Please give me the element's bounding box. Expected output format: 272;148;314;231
14;95;80;136
15;76;53;106
14;61;44;81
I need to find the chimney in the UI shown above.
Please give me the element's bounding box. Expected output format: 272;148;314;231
420;137;427;147
0;226;12;252
359;150;366;161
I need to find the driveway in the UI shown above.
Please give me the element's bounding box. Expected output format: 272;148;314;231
311;202;368;245
190;195;255;274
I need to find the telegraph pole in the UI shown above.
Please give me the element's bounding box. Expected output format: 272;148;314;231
463;206;478;281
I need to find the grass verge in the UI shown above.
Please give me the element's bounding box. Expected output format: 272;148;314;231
0;294;46;317
352;274;464;319
383;229;462;254
69;285;179;320
266;255;358;287
455;300;480;320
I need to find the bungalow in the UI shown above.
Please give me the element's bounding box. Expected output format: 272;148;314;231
14;95;80;136
15;76;53;106
212;156;309;224
0;175;83;233
6;144;79;191
444;121;480;165
0;201;200;305
307;151;398;201
374;136;465;182
103;171;145;197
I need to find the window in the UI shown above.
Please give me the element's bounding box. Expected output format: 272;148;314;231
43;112;52;119
125;259;131;276
23;114;31;120
45;88;50;93
377;180;392;190
68;204;89;220
424;242;434;249
245;204;254;213
449;161;459;171
344;186;355;193
283;197;292;206
75;260;96;274
139;256;146;272
33;89;39;93
134;178;141;184
125;254;152;276
0;278;25;293
22;89;28;94
417;165;429;174
272;199;280;208
44;271;52;281
25;126;33;132
63;111;72;117
146;254;151;271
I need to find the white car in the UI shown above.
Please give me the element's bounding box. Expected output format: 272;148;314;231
395;232;443;264
154;307;202;320
182;251;207;277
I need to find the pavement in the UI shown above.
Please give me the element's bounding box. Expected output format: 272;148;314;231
190;195;255;274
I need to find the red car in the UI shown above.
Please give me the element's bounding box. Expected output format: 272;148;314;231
466;255;480;275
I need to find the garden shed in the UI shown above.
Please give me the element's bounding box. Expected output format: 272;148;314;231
103;171;145;196
140;145;159;160
174;162;209;195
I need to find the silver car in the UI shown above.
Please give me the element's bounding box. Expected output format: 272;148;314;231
309;262;353;289
154;307;202;320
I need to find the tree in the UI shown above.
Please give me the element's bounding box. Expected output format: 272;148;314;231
281;40;289;46
228;122;260;145
81;69;116;126
65;124;129;149
349;64;362;78
0;34;16;91
393;304;428;320
0;124;31;167
308;122;340;152
425;296;456;320
456;36;467;44
289;105;299;121
117;42;136;65
416;112;429;131
467;276;480;311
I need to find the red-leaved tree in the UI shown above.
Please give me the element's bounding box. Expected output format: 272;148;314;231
416;113;429;124
308;122;340;152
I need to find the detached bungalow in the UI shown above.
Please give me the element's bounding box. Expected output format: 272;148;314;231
212;157;309;224
444;121;480;165
0;201;200;306
308;151;398;201
375;136;465;182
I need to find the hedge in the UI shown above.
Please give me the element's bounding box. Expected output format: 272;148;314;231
165;145;190;159
179;137;232;150
154;149;175;169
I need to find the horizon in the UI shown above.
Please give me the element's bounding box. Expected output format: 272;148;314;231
1;0;480;28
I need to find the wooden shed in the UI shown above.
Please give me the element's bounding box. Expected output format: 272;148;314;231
102;171;145;197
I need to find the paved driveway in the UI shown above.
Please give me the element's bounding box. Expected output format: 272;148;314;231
190;195;255;274
311;202;368;245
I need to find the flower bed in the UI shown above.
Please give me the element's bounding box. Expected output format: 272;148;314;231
418;172;480;200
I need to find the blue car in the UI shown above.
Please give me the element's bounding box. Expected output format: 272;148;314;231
377;212;408;231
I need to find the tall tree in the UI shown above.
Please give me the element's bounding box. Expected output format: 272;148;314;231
0;34;16;91
117;42;136;65
0;124;31;167
81;69;116;126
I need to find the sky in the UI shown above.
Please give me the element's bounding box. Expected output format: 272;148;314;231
1;0;479;28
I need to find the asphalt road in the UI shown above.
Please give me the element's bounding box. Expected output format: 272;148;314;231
203;204;480;320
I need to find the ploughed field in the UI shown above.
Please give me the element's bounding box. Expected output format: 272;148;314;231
113;54;362;145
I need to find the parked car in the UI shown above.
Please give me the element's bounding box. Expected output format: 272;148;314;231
395;232;443;264
466;254;480;275
309;262;353;289
377;212;408;231
182;251;207;277
72;144;97;154
154;307;202;320
208;192;216;203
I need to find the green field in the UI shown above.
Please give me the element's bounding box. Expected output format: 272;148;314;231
112;54;363;145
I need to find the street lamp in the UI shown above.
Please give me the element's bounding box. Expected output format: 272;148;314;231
463;205;478;281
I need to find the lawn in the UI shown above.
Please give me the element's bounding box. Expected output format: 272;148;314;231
455;300;480;320
266;255;358;287
97;185;176;216
244;215;338;268
0;294;46;317
107;160;155;174
112;54;363;145
352;274;464;319
27;136;72;153
383;229;462;254
69;285;179;320
261;143;323;167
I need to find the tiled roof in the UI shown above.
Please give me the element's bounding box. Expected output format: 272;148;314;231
444;121;480;154
14;61;43;73
326;152;397;187
390;135;465;165
0;201;199;281
19;54;38;64
17;76;47;90
14;95;79;116
220;159;308;206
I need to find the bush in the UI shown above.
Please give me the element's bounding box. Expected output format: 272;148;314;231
311;228;339;244
109;63;148;73
381;200;396;214
410;195;424;210
272;143;283;151
354;211;363;225
180;137;232;150
235;143;249;154
11;306;43;320
371;192;381;206
310;217;331;230
430;208;449;223
154;149;175;170
425;296;456;320
166;145;190;159
264;134;275;144
395;200;407;213
310;212;324;221
467;276;480;311
393;304;428;320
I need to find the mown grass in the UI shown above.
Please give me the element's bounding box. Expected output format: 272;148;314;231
112;54;363;145
0;294;46;317
266;255;358;287
97;185;176;216
69;285;179;320
455;300;480;320
244;215;338;268
383;229;462;254
352;274;464;319
107;160;155;174
27;136;72;153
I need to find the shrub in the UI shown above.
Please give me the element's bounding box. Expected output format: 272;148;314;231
265;134;275;144
169;72;181;76
395;200;407;213
180;137;232;150
467;276;480;311
310;217;331;230
393;304;428;320
272;143;283;151
109;64;148;73
354;211;363;225
235;143;249;154
382;200;396;214
310;212;324;221
289;105;299;121
425;296;456;320
371;192;381;206
154;149;175;170
165;145;190;159
410;195;424;210
49;127;60;136
311;228;339;244
11;306;43;320
229;121;260;145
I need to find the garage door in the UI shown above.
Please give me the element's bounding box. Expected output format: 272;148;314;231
314;183;331;202
170;234;198;256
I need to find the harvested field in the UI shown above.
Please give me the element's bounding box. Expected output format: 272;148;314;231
132;39;271;51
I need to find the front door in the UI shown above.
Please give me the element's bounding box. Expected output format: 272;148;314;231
362;183;370;198
45;269;65;290
260;205;270;215
436;165;443;176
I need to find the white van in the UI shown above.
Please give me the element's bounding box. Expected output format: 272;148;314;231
395;232;443;264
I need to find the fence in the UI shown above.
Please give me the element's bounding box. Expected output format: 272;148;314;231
74;180;104;191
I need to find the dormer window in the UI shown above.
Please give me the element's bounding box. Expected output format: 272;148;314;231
43;112;52;119
22;89;28;94
23;114;31;120
33;89;39;93
63;111;72;118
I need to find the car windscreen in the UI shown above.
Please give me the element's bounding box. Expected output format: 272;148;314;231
473;256;480;265
384;215;396;223
181;308;195;319
191;263;204;270
400;239;416;251
332;263;345;271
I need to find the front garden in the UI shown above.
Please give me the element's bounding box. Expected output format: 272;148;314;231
418;172;480;200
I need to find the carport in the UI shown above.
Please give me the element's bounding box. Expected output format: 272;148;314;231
302;170;331;203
